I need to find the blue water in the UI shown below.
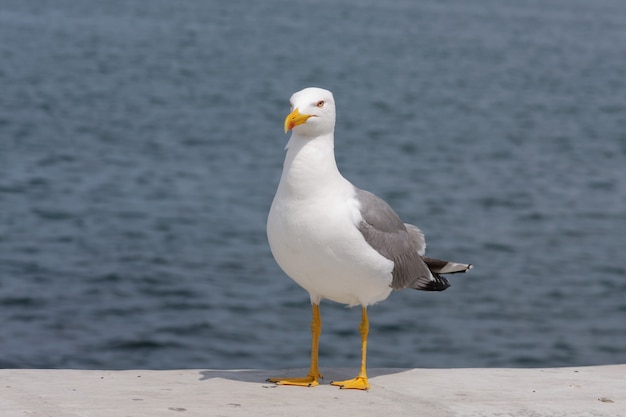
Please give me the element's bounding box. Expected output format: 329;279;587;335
1;0;625;370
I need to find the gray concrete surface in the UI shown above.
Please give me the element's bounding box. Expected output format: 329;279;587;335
1;365;624;416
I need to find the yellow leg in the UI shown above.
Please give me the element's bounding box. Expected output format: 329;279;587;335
267;304;323;387
331;307;370;390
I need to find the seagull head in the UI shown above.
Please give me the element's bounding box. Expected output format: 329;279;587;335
284;87;336;137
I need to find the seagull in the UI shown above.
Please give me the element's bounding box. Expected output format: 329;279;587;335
266;87;472;390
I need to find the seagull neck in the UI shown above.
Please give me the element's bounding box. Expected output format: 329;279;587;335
281;133;345;196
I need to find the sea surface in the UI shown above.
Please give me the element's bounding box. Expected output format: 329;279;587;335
1;0;625;371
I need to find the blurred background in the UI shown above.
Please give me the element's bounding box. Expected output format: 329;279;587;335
0;0;624;370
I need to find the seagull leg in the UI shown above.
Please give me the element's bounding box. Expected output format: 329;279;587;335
331;307;370;390
267;303;323;387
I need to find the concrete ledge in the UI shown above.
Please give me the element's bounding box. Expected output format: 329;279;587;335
1;366;624;416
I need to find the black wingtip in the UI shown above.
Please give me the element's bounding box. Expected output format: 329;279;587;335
420;274;451;292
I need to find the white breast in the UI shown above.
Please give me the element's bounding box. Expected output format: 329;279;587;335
267;179;394;307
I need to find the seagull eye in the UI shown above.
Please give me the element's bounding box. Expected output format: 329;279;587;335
316;100;325;108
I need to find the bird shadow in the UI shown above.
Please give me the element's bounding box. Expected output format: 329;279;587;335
197;368;410;386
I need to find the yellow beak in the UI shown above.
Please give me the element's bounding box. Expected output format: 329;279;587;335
284;108;312;133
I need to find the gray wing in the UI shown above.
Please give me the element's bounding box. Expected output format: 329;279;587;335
355;189;447;291
404;223;426;256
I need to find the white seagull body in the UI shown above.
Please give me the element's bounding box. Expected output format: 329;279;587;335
267;134;395;307
267;87;472;390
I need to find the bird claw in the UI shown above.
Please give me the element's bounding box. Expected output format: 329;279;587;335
267;374;322;387
330;376;370;390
